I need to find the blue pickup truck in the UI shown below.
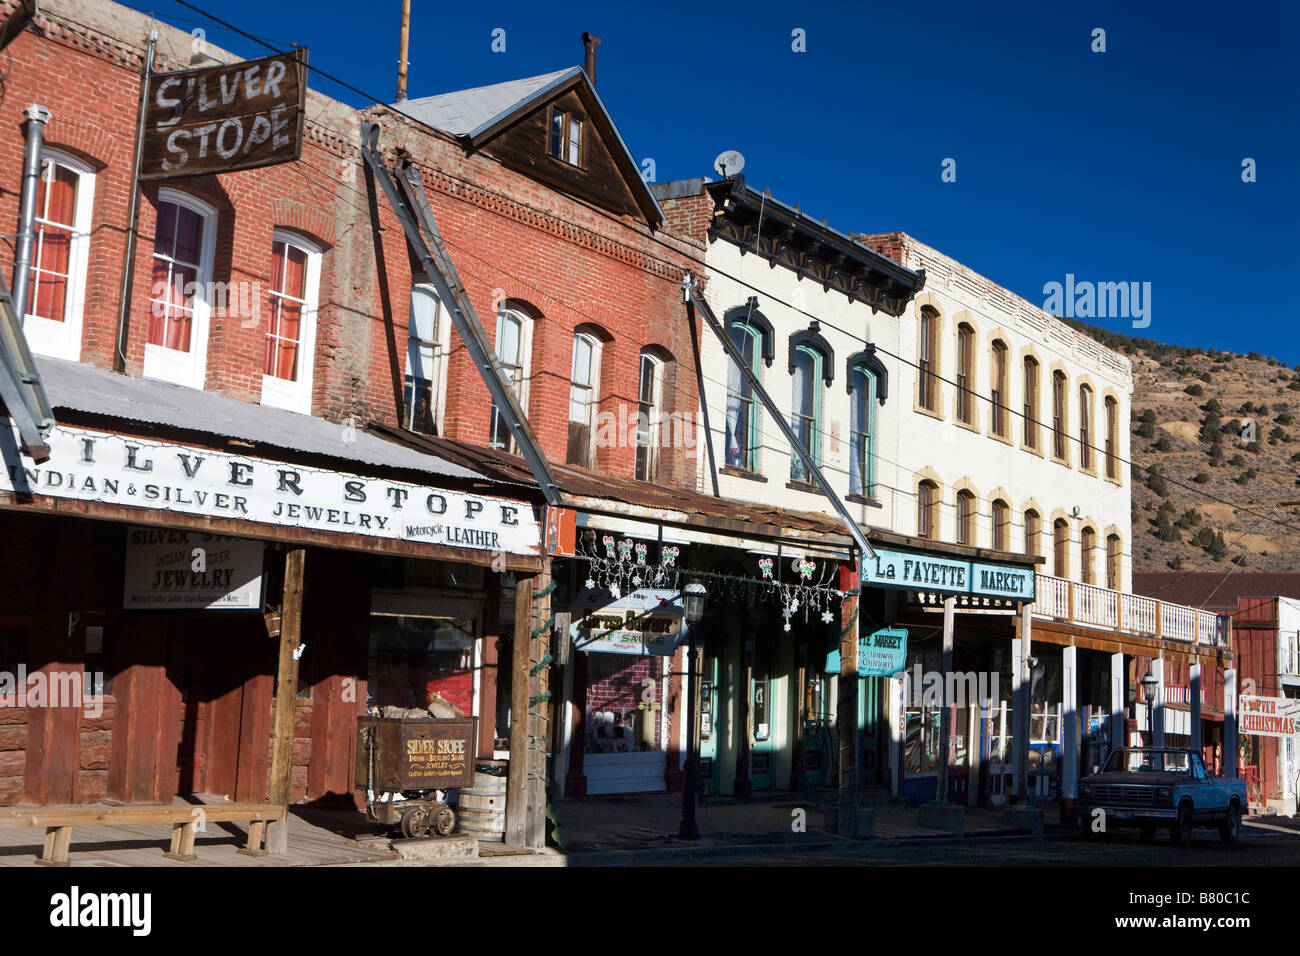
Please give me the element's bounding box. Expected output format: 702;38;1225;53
1077;748;1247;846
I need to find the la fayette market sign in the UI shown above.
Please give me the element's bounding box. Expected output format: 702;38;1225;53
862;546;1035;601
0;422;540;555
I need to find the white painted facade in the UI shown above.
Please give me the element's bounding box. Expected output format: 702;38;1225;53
1273;596;1300;815
693;226;1134;593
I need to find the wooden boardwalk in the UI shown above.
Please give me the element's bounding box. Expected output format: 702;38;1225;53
0;798;399;867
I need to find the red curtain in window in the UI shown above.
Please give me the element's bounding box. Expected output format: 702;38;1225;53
265;242;306;381
28;166;77;321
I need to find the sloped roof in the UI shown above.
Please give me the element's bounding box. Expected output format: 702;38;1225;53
1134;572;1300;609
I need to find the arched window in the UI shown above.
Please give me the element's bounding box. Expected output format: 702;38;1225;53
23;149;95;362
488;307;532;452
1023;355;1040;450
1079;384;1094;471
567;330;603;467
917;480;939;539
1053;518;1070;578
1052;370;1068;461
403;285;449;436
992;499;1010;551
956;489;976;545
1106;534;1122;590
790;343;827;482
1024;508;1041;557
956;323;975;424
849;363;878;497
261;230;322;414
918;307;940;412
144;189;217;388
726;319;765;471
990;340;1008;437
635;349;665;482
1081;526;1096;584
1104;396;1119;479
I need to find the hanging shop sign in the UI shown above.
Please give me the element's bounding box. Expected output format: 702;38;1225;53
0;421;541;555
140;49;308;180
861;547;1035;601
123;527;264;610
570;587;684;656
825;627;908;677
1240;695;1300;738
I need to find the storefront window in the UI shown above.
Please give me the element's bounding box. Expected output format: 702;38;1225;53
904;648;942;774
368;614;476;716
584;653;664;754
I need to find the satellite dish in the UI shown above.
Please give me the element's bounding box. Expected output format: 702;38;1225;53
714;149;745;178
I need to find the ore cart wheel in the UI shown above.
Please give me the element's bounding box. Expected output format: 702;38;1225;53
400;805;433;839
433;803;456;836
1220;802;1240;845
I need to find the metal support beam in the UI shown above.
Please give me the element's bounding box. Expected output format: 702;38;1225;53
359;122;561;506
685;276;875;561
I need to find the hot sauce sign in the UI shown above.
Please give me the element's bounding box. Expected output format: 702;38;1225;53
141;50;308;180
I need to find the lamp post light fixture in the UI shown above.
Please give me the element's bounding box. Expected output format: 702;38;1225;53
1140;671;1159;745
679;578;707;840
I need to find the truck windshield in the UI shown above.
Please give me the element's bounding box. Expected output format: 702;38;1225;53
1102;750;1192;774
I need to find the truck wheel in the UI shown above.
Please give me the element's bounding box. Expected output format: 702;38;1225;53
1219;803;1240;845
1173;804;1193;847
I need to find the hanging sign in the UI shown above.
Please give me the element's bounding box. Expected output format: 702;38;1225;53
1240;695;1300;738
140;49;308;180
861;547;1035;600
570;587;684;656
123;527;264;610
825;627;908;677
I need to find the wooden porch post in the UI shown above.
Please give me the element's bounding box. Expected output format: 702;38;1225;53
937;595;955;803
837;560;859;833
505;572;534;846
267;546;305;854
506;562;553;849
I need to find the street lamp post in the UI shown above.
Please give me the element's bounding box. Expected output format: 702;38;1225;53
679;578;708;840
1140;672;1159;746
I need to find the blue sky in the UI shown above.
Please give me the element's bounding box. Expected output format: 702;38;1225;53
124;0;1299;362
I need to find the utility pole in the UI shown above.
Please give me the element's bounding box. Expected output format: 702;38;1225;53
395;0;411;102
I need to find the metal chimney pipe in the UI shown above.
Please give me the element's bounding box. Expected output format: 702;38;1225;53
581;32;601;88
12;104;50;325
396;0;411;102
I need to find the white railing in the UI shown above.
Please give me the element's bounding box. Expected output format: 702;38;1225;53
1030;573;1231;647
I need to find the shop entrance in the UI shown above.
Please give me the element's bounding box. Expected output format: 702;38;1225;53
749;635;775;789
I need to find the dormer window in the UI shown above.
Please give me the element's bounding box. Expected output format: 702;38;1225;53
549;107;583;166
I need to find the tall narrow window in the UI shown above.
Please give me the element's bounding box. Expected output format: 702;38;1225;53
567;332;602;467
956;323;974;424
1106;534;1122;590
1052;370;1068;461
990;340;1008;437
548;107;583;166
1081;526;1097;585
488;308;530;453
918;307;939;412
1053;518;1070;578
635;351;664;482
23;151;94;361
956;490;976;545
404;285;448;435
144;191;215;388
1104;396;1119;479
725;322;763;471
1023;355;1039;449
1079;385;1093;470
1024;508;1041;557
790;345;824;482
992;499;1010;551
261;232;321;414
917;480;939;539
849;364;877;497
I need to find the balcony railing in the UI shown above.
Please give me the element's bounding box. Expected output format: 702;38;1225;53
1029;574;1231;648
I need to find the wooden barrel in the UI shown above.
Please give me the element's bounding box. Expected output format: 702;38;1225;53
457;771;507;842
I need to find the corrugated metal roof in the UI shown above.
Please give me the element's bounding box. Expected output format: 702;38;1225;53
397;68;579;137
1135;572;1300;609
37;356;486;482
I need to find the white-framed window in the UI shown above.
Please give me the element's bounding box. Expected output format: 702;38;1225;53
635;351;664;482
725;321;764;471
144;189;217;388
790;344;825;482
488;307;532;453
567;331;603;468
848;364;877;497
548;107;583;166
260;230;321;414
404;285;449;436
22;150;95;361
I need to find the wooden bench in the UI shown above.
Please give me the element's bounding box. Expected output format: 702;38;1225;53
0;803;287;865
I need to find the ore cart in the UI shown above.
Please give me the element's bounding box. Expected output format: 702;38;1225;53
355;717;477;839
